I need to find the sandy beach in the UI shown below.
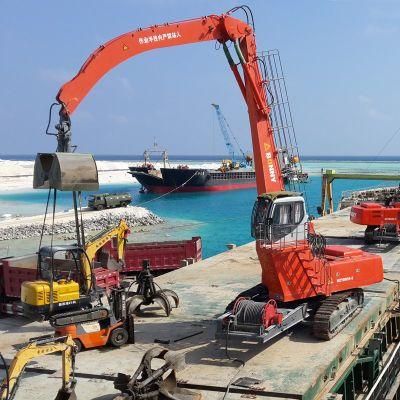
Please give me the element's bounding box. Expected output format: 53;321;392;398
0;158;225;192
0;159;136;192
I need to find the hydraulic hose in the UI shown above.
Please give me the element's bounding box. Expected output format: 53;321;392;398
233;40;246;65
0;352;10;400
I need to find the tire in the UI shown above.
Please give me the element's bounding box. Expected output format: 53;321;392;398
109;327;129;347
96;205;104;211
73;338;83;353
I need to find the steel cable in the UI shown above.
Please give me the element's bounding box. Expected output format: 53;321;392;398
37;188;52;255
308;232;326;258
135;171;199;206
234;299;266;325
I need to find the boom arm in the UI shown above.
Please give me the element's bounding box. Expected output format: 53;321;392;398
0;336;76;400
82;219;130;293
55;12;285;194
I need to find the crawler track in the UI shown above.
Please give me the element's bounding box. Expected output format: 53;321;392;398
49;307;109;327
313;289;364;340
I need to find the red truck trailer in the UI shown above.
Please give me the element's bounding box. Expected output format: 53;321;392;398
100;236;202;274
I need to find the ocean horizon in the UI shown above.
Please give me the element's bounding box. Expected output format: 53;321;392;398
2;154;400;162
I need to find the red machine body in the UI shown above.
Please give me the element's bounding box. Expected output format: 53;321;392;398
53;10;383;309
258;242;382;302
351;202;400;226
350;202;400;243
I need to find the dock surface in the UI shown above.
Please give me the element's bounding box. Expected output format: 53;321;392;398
0;210;399;399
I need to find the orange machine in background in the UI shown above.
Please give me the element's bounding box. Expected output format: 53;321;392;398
351;201;400;243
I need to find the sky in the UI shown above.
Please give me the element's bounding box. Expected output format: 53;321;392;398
0;0;399;156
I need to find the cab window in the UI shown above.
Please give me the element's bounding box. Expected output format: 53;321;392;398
294;202;304;224
272;201;304;226
272;203;292;225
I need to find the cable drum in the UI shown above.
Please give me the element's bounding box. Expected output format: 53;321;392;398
232;298;282;332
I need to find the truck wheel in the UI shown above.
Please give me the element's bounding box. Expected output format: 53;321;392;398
73;338;83;353
96;205;104;211
109;327;129;347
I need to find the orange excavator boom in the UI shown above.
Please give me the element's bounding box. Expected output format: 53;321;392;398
55;12;284;194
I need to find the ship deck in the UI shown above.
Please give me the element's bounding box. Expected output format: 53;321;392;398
0;208;399;399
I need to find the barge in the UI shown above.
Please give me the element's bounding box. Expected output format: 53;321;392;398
1;210;400;399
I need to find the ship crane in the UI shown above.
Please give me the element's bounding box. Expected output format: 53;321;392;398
211;103;248;165
36;7;382;342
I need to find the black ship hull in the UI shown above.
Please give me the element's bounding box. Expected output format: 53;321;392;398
128;167;256;193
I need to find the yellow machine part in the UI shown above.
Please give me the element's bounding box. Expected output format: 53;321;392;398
0;335;77;400
21;279;80;306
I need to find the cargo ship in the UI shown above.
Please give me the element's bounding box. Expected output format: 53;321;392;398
128;147;308;194
129;164;256;193
128;148;256;193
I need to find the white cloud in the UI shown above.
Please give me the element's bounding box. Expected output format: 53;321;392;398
365;24;398;37
108;114;129;124
358;95;372;105
364;4;400;37
73;110;95;123
116;76;133;92
358;94;391;122
38;67;73;84
368;5;400;21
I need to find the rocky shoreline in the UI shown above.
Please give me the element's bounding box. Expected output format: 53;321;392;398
0;206;163;241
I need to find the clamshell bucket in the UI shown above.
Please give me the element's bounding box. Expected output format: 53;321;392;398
33;153;99;191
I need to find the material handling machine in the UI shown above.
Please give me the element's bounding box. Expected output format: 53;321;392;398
350;198;400;244
31;7;383;343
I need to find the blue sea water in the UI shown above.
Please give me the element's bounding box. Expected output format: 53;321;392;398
1;155;400;258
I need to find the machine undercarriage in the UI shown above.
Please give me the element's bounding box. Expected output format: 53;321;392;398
216;284;365;343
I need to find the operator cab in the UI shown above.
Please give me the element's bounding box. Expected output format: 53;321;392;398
22;244;93;320
251;191;308;243
38;245;91;292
